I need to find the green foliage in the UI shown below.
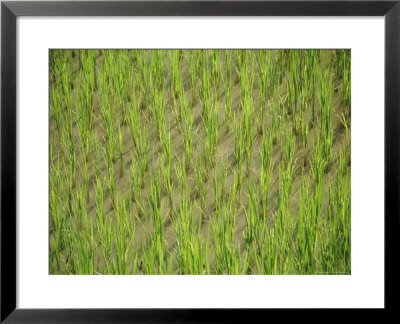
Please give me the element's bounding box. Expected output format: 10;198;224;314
49;49;351;275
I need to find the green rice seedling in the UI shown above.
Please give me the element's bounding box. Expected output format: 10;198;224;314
187;50;202;101
160;153;174;214
223;51;233;124
50;86;65;144
286;50;301;117
128;93;142;150
210;196;241;274
75;76;92;164
188;50;198;99
254;224;279;274
243;177;261;273
136;50;150;101
302;180;324;273
269;84;282;145
59;57;73;113
238;56;251;101
339;171;351;272
61;79;76;183
101;132;116;208
296;85;308;137
243;177;258;248
339;111;351;147
233;113;244;167
317;63;334;161
275;154;296;243
249;50;256;89
172;186;201;274
115;52;129;125
66;148;77;210
152;89;167;142
281;126;296;168
113;196;131;274
305;50;320;127
230;167;242;203
260;132;274;218
265;51;276;99
213;157;229;214
148;170;167;274
149;49;165;93
74;184;96;274
99;77;116;167
79;50;96;130
296;174;310;271
242;96;254;171
95;176;105;229
301;123;310;166
194;156;207;220
211;50;223;95
180;102;194;171
342;50;351;115
91;131;103;181
141;239;156;274
118;125;124;177
49;158;66;272
174;155;188;195
234;49;244;73
317;175;349;273
257;51;268;132
310;137;326;185
136;125;149;181
201;51;212;120
203;98;219;169
79;148;90;203
176;85;187;126
129;153;142;205
170;50;182;99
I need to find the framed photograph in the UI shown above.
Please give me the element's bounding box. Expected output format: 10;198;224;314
1;0;398;322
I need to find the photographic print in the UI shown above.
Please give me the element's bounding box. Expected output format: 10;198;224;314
49;49;351;275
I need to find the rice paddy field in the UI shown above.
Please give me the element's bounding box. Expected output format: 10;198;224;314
49;49;351;275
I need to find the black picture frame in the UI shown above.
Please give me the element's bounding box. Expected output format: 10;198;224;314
1;0;399;322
